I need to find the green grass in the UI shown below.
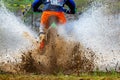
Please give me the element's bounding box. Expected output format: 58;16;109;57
75;0;90;11
1;72;120;80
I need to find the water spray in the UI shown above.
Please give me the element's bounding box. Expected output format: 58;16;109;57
0;2;37;63
58;1;120;71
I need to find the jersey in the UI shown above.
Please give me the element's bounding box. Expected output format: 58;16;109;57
41;0;66;11
44;0;65;6
32;0;76;14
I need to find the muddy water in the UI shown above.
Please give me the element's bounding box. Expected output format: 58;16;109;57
0;2;94;74
57;1;120;71
19;29;94;74
0;2;37;63
0;0;120;74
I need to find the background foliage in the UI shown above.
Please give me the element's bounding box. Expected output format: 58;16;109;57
3;0;91;13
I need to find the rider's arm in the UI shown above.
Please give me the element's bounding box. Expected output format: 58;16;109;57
65;0;76;14
32;0;43;12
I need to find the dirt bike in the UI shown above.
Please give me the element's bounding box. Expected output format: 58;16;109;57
39;9;70;52
39;15;60;52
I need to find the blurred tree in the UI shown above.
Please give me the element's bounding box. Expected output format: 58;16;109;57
3;0;33;12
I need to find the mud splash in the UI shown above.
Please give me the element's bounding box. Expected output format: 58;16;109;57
0;1;94;74
0;0;120;74
19;29;95;74
58;1;120;71
0;2;37;63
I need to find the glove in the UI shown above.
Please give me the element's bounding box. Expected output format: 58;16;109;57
36;8;43;12
64;8;77;14
64;9;71;14
33;8;43;13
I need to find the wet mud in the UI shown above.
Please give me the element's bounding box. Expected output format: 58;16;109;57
18;29;95;74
